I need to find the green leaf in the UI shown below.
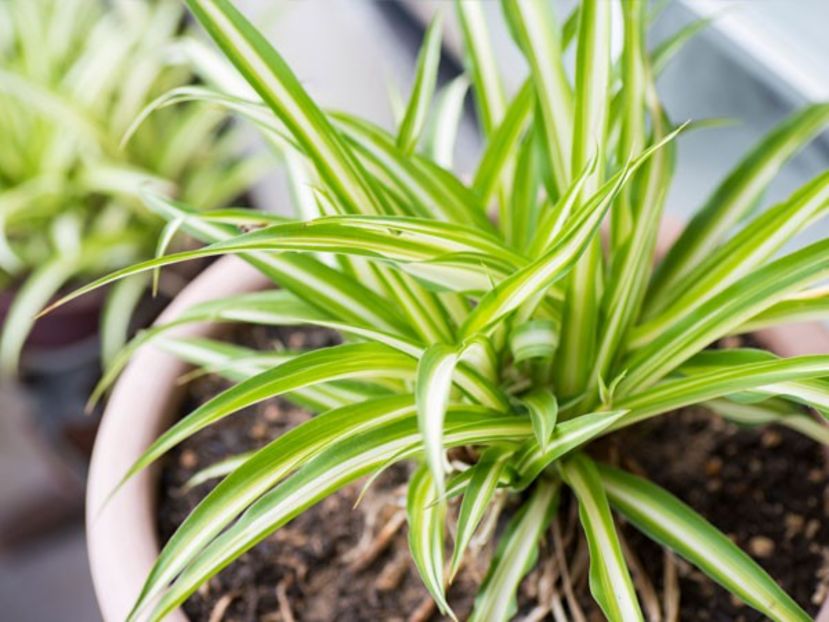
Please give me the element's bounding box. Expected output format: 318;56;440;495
455;0;506;136
183;288;395;341
554;0;612;397
334;113;494;230
425;75;469;169
615;354;829;430
122;85;282;150
469;479;559;622
183;451;254;490
472;79;534;205
634;170;829;346
0;176;61;274
622;239;829;393
125;289;422;366
570;0;611;193
185;0;381;215
600;464;811;622
509;129;540;248
510;320;559;363
1;258;79;375
502;0;572;191
397;13;444;155
100;273;149;371
561;5;581;49
416;343;461;495
142;192;414;337
649;103;829;308
89;289;421;404
738;286;829;333
511;410;628;488
407;464;453;619
560;454;643;621
650;17;711;75
155;338;293;384
520;389;558;452
449;446;512;580
284;215;518;262
40;215;518;305
528;153;598;257
119;343;417;486
159;338;394;414
151;217;184;296
95;289;506;411
678;348;829;416
458;334;498;384
461;129;681;338
117;329;509;499
461;174;621;337
594;52;677;392
705;397;829;446
612;0;645;248
1;235;141;375
0;67;109;153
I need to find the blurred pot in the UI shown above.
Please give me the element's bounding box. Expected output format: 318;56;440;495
0;285;106;367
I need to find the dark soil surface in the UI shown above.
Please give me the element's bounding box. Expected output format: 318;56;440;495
158;327;829;621
605;408;829;622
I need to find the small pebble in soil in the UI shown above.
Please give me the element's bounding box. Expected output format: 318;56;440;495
747;536;775;558
761;429;782;448
179;449;198;470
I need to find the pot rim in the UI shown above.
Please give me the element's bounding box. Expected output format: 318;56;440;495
85;256;271;622
85;256;829;622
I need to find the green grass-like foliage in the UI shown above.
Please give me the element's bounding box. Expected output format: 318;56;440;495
58;1;829;620
0;0;265;373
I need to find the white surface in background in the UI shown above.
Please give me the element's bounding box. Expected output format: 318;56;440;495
681;0;829;102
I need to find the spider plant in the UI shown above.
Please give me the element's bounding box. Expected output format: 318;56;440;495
53;0;829;619
0;0;265;373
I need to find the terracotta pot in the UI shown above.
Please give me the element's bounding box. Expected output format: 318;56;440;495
86;254;829;621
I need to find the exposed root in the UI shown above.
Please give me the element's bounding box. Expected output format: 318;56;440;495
569;536;590;598
408;593;437;622
520;547;561;622
552;516;588;622
550;596;570;622
348;510;406;572
374;547;411;591
276;579;296;622
207;591;238;622
663;549;680;622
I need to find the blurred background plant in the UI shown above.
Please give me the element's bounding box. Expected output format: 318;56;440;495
0;0;266;375
0;0;269;596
